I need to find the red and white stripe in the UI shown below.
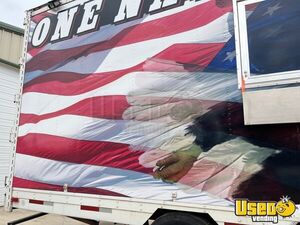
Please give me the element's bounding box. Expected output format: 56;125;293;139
24;43;226;95
24;11;233;84
16;0;241;206
15;153;232;205
25;0;223;61
21;71;239;116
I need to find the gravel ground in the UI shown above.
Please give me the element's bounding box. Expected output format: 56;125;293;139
0;207;127;225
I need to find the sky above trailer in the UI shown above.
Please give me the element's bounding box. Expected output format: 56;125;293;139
0;0;46;28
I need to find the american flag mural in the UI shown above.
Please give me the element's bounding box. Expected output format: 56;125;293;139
14;0;300;205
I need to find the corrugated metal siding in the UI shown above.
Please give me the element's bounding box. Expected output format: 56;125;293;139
0;27;23;67
0;61;20;206
0;22;23;206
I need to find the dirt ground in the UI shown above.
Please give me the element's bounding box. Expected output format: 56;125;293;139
0;207;126;225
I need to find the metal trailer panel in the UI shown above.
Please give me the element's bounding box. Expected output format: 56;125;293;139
0;62;19;206
0;24;24;68
243;86;300;124
11;188;299;225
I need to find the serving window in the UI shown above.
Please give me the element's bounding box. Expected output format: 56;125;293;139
234;0;300;124
235;0;300;88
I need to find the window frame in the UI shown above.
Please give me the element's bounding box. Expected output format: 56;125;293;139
234;0;300;89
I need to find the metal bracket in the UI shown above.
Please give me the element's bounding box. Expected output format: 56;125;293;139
4;176;8;187
13;94;21;104
9;127;17;143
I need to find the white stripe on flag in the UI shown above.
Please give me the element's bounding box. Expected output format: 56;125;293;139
15;153;231;205
19;114;191;149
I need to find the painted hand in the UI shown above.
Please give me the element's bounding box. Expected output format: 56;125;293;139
153;145;201;183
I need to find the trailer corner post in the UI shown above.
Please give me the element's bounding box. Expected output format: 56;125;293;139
4;10;32;212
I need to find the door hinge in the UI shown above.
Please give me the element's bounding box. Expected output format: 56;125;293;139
14;94;21;104
9;129;17;143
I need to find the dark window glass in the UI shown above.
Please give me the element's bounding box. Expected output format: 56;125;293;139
246;0;300;76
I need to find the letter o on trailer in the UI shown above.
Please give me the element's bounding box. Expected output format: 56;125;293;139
0;22;23;206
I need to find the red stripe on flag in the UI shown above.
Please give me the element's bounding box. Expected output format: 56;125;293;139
20;97;221;125
27;46;44;58
13;177;127;197
17;134;153;174
19;95;130;125
26;1;231;72
154;43;225;68
24;64;142;94
31;12;54;23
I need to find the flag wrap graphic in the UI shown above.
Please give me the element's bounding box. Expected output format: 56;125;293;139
15;0;300;205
